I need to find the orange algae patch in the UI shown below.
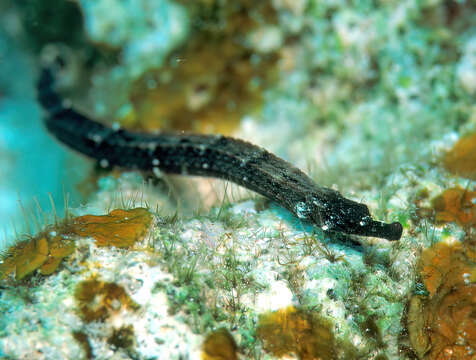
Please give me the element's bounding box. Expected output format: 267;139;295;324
443;132;476;180
202;328;238;360
71;208;152;248
129;1;279;134
431;187;476;228
0;233;75;280
75;278;140;322
40;235;76;275
0;237;48;280
408;242;476;359
0;208;152;280
256;306;337;360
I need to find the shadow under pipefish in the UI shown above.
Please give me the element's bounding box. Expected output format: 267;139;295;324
37;66;402;241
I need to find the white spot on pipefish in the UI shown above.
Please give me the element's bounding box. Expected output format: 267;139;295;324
312;197;324;208
152;158;160;166
295;202;309;219
147;143;157;152
202;163;209;169
153;167;162;178
359;216;371;227
136;142;152;150
88;133;103;144
198;144;207;155
100;159;109;168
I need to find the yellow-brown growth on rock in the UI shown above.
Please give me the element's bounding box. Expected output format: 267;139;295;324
39;235;76;276
201;328;238;360
431;187;476;229
408;241;476;359
74;278;140;323
256;306;338;360
71;208;152;248
443;132;476;180
0;208;152;281
0;236;48;280
129;1;279;134
0;233;75;280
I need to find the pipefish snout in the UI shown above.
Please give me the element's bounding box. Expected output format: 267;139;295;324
37;67;402;241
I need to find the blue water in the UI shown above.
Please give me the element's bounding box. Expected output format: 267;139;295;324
0;29;88;247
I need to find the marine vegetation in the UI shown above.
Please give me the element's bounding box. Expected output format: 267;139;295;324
256;305;356;359
0;207;152;280
407;241;475;360
201;328;238;360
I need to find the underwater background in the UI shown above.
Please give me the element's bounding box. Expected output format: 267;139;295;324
0;0;475;359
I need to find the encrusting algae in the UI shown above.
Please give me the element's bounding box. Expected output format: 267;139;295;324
408;178;476;359
443;132;476;180
201;328;238;360
74;278;140;323
407;241;476;359
71;207;152;248
431;187;476;229
256;306;339;360
128;0;279;134
0;233;75;280
0;207;152;280
404;134;476;359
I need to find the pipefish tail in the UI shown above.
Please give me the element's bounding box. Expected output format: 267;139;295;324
37;67;402;241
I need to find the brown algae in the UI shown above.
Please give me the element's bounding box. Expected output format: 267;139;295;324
74;278;140;323
71;208;152;248
0;233;75;280
443;132;476;180
408;241;476;359
201;327;238;360
431;187;476;229
129;1;279;133
0;207;152;280
256;306;338;360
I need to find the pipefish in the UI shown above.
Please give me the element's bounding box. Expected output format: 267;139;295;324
37;67;402;241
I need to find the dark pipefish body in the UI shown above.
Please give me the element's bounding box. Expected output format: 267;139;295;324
37;68;402;241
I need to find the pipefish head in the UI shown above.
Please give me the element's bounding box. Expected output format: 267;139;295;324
305;191;403;241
